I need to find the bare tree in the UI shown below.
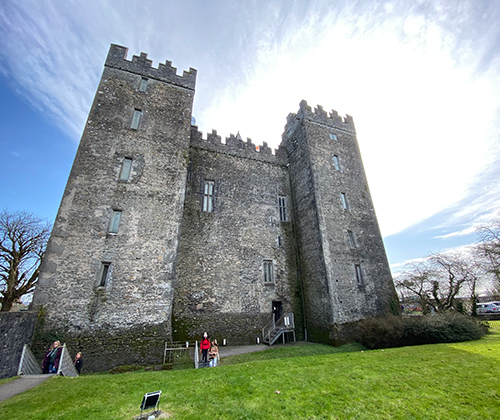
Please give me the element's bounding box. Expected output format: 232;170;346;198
396;251;483;313
476;216;500;294
0;210;51;311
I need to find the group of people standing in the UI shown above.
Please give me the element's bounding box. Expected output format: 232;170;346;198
199;332;219;366
42;341;83;374
42;334;217;374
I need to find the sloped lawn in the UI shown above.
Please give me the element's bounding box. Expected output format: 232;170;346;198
1;332;499;419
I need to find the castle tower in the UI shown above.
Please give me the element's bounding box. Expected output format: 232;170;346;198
283;101;395;343
33;45;197;369
33;45;395;371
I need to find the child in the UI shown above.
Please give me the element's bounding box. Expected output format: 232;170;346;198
74;352;83;374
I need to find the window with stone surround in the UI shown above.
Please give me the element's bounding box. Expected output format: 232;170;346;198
131;109;142;130
99;263;111;287
347;230;356;248
139;78;148;92
341;192;349;210
328;130;338;141
263;259;275;284
109;210;122;233
278;195;287;221
333;154;341;171
355;264;364;286
119;158;133;181
203;180;214;212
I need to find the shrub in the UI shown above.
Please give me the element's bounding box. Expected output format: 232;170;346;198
350;313;486;349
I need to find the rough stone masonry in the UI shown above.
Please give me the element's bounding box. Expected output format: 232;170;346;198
32;44;396;371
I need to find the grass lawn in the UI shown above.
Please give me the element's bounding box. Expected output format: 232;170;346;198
1;332;499;419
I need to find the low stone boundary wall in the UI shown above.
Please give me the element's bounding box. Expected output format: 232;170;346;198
0;312;38;379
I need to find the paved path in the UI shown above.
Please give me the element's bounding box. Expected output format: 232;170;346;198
219;344;271;358
0;344;296;402
0;375;54;403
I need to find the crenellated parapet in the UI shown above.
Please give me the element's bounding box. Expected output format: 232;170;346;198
285;100;355;135
190;127;287;165
105;44;197;91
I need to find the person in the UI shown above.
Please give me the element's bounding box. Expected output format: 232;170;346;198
42;341;62;374
74;352;83;374
200;332;211;364
209;339;219;367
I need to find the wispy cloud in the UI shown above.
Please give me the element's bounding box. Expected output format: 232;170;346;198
434;227;477;239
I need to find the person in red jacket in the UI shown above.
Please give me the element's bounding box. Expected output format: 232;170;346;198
200;332;211;364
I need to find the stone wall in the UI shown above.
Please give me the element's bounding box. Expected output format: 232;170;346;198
0;312;37;379
173;140;302;344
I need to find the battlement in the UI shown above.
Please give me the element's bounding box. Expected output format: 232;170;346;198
285;100;355;134
105;44;197;91
190;127;287;165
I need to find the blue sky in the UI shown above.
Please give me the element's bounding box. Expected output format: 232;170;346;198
1;0;499;271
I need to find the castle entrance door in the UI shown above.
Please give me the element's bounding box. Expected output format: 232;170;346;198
272;301;283;323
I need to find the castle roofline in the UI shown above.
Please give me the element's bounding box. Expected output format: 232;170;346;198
105;44;197;91
286;100;356;135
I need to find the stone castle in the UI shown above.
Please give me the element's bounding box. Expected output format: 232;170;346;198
32;44;395;371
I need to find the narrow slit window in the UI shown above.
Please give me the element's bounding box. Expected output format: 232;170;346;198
131;109;142;130
109;210;122;233
139;78;148;92
341;193;349;210
203;180;214;212
99;263;110;287
355;264;364;285
333;155;340;171
347;230;356;248
119;158;133;181
278;196;287;221
263;260;274;284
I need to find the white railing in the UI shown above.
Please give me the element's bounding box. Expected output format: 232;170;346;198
57;344;78;377
17;344;42;376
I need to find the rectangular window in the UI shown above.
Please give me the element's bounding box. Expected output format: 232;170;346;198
355;264;364;285
131;109;142;130
333;155;340;171
329;131;338;141
109;210;122;233
99;263;110;287
139;78;148;92
263;260;274;284
203;180;214;212
119;158;133;181
347;230;356;248
278;196;287;221
341;193;349;210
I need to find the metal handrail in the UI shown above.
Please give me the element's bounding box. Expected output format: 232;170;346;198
262;313;295;344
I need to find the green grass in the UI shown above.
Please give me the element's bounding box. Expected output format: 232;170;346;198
221;341;366;365
1;334;500;419
0;376;18;386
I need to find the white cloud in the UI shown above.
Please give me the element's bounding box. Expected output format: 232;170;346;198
433;227;477;239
